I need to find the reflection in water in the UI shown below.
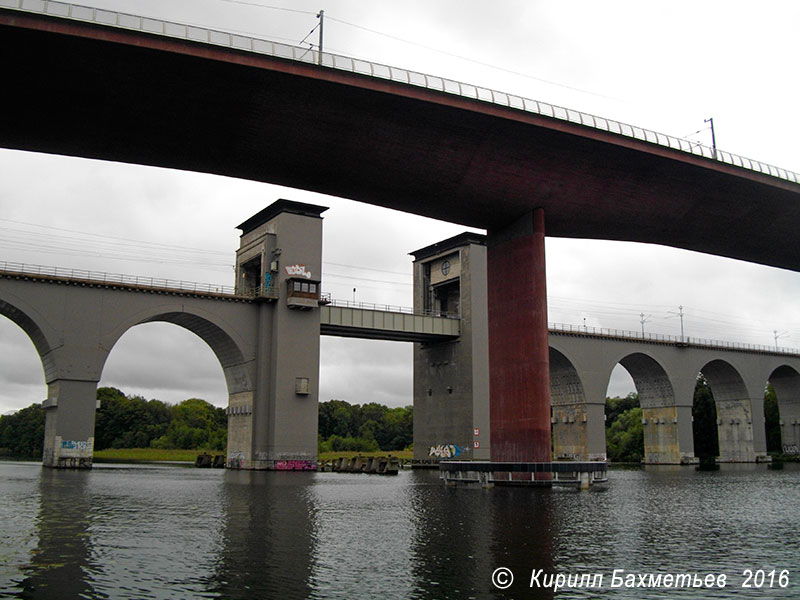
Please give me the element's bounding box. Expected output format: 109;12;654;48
213;470;317;599
16;469;100;599
408;474;557;599
0;462;799;598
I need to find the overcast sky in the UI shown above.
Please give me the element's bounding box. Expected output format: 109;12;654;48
1;0;799;414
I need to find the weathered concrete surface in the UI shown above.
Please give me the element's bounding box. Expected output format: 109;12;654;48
411;234;490;464
487;210;551;464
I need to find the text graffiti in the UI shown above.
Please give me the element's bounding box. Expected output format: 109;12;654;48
429;444;462;458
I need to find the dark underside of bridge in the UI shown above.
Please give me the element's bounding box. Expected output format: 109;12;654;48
2;9;800;271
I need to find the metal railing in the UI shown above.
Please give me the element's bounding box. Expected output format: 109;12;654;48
549;321;800;356
322;295;459;319
3;0;799;185
0;260;237;295
3;260;797;355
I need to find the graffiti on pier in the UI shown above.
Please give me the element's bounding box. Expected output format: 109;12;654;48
429;444;462;458
275;460;317;471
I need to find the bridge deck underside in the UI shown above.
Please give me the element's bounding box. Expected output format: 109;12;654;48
2;10;800;271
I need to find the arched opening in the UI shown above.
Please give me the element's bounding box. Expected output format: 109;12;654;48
0;316;48;458
767;365;800;456
611;353;680;464
97;316;244;455
604;365;641;464
691;374;719;462
319;337;413;455
696;360;754;462
549;347;592;460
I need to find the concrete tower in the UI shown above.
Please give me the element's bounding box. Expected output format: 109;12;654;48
411;233;490;465
228;199;327;469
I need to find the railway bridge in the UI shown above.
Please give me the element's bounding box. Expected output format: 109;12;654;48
2;202;799;468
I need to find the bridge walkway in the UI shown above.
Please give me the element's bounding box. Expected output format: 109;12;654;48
0;262;460;343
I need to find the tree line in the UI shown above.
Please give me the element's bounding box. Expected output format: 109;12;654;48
0;391;414;459
0;387;227;458
0;383;783;461
318;399;413;453
605;379;782;463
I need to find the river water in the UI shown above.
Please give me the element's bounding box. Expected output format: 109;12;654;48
0;461;798;599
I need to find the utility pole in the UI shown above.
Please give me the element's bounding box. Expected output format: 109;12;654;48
774;329;788;351
640;313;652;337
705;117;717;160
667;305;685;342
317;10;324;65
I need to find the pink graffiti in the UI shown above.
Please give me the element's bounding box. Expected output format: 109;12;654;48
275;460;317;471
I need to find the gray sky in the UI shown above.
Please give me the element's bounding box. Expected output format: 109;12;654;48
1;0;799;413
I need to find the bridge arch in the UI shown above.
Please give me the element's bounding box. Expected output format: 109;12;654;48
0;294;57;381
767;365;800;455
614;352;682;464
549;347;592;460
697;359;755;462
101;307;255;397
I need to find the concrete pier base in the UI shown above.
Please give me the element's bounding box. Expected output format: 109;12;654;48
440;461;608;489
42;379;99;469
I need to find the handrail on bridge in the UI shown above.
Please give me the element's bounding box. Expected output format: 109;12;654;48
0;260;238;296
0;261;458;317
322;295;459;319
549;321;800;357
2;0;799;186
2;261;796;355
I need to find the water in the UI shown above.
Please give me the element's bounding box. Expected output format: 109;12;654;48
1;462;799;599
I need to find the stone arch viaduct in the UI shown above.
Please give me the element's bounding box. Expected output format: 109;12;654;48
549;332;800;464
4;240;800;469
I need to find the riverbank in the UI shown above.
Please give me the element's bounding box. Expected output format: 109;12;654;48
92;448;415;465
93;448;203;463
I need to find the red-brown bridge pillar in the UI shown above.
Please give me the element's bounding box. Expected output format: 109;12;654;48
487;208;551;464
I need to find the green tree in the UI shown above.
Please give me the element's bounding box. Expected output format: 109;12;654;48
606;406;644;463
95;387;170;450
0;403;45;458
606;393;639;425
318;399;413;452
151;398;227;450
692;375;719;460
764;384;781;453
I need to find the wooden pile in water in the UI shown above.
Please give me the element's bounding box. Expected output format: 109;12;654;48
195;453;226;468
331;455;400;475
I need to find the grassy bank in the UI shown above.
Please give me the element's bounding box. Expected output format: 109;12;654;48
93;448;414;464
93;448;212;463
319;449;413;463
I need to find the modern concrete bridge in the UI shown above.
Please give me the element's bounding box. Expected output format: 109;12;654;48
2;2;800;468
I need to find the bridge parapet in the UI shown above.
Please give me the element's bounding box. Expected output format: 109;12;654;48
3;0;798;186
549;321;800;357
0;261;248;300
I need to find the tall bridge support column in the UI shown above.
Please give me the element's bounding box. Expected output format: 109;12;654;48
230;200;326;470
42;379;99;468
487;209;551;463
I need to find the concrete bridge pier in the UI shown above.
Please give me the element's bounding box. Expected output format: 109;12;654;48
770;366;800;455
42;379;99;468
228;200;326;470
487;208;551;465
